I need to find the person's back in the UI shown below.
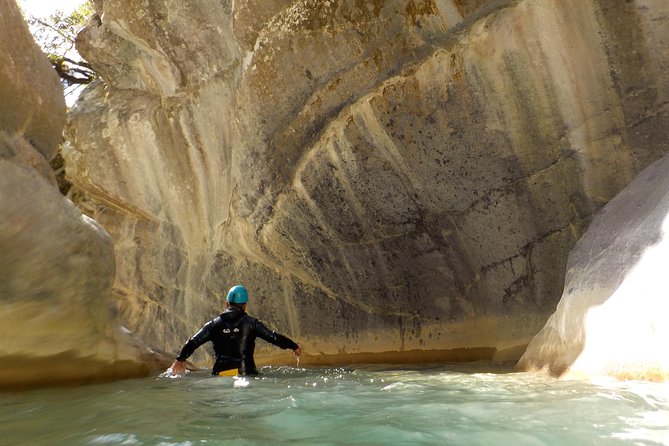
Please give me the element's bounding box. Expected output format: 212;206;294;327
168;285;301;376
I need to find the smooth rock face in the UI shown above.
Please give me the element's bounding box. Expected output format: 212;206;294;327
66;0;669;370
0;0;65;163
0;0;64;186
518;153;669;381
0;0;160;389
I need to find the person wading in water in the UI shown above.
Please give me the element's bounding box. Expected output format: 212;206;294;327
169;285;301;376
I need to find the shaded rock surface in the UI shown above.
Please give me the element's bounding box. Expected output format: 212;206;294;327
66;0;668;370
0;0;63;185
517;152;669;381
0;0;164;390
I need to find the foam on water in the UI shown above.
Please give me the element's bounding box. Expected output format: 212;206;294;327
1;365;668;445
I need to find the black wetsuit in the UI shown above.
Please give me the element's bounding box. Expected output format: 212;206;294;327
176;306;298;375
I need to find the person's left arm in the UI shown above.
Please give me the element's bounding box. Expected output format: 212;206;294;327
253;319;301;354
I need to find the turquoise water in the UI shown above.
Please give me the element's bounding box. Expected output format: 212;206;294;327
2;364;668;445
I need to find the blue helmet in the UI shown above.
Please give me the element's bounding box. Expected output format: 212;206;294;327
227;285;248;304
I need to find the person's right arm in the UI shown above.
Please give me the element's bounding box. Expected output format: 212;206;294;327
170;318;218;373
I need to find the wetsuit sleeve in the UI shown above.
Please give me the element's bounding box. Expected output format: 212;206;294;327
175;319;217;361
253;320;299;350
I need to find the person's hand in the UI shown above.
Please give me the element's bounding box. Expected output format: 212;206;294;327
293;346;302;357
170;359;187;375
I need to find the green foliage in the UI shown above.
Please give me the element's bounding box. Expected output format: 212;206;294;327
26;1;97;97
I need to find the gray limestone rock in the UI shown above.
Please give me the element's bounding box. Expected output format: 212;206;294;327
518;152;669;381
65;0;669;374
0;0;165;389
0;0;65;161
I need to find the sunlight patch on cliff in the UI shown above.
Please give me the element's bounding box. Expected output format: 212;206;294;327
574;210;669;380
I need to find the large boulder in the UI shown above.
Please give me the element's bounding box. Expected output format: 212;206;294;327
0;1;64;164
517;153;669;381
0;0;162;389
65;0;669;368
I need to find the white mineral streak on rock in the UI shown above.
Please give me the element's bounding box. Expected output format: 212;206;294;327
105;19;179;97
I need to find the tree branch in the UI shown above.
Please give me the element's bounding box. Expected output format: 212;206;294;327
30;17;75;44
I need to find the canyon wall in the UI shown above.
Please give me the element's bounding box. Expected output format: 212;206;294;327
65;0;668;370
518;152;669;381
0;0;160;389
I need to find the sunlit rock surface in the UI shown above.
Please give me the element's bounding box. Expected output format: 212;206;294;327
0;0;163;390
66;0;669;369
518;153;669;381
0;0;64;184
